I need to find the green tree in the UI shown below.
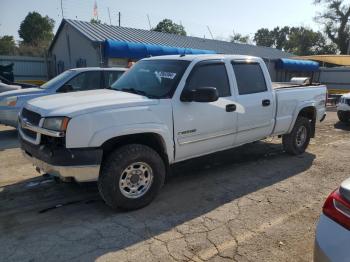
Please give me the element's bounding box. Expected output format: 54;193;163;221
0;35;16;55
18;12;54;46
254;27;290;49
90;18;101;24
285;27;337;55
314;0;350;54
152;19;186;36
253;26;336;55
230;32;250;44
272;26;290;50
254;28;275;47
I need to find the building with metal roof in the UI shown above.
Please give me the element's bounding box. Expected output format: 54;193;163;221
49;19;292;78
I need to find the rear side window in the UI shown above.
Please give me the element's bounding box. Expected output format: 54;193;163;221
185;62;231;97
103;71;124;88
65;71;101;91
232;63;267;95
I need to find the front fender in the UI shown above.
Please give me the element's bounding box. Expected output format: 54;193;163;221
91;123;174;163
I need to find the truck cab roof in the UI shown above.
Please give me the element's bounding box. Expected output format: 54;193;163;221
143;54;262;62
68;67;128;72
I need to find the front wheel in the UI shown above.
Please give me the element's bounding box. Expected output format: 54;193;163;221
98;144;166;210
282;116;311;155
338;111;349;122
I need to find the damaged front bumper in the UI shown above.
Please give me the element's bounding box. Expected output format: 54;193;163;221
20;137;102;182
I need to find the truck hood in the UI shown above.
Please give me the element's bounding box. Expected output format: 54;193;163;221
25;89;158;117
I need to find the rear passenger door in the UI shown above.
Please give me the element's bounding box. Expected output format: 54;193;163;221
231;62;275;144
103;71;125;88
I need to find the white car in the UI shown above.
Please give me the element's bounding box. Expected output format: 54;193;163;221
337;93;350;122
19;54;327;210
0;67;127;127
0;81;21;93
314;178;350;262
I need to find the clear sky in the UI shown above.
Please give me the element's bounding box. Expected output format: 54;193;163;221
0;0;326;42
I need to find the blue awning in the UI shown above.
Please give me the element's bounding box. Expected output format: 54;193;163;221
104;40;216;59
276;58;319;72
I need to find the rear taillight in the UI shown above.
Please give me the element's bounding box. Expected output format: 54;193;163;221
323;189;350;230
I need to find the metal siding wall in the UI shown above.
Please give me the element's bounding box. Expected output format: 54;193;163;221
67;25;100;67
0;55;48;81
51;24;100;74
319;67;350;91
50;24;71;73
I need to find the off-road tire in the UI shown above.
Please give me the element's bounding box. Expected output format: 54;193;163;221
282;116;311;155
98;144;166;210
338;111;349;123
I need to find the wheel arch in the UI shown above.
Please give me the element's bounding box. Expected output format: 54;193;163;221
289;105;317;137
100;132;171;167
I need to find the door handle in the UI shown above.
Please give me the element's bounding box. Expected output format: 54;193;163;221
226;104;236;112
262;99;271;107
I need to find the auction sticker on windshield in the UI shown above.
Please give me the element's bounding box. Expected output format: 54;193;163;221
155;71;177;79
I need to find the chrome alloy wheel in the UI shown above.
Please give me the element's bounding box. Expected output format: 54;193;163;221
119;162;154;199
296;126;307;147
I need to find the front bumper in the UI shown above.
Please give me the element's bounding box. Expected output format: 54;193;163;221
20;137;102;182
0;107;20;127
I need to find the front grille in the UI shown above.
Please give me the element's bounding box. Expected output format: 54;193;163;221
22;108;41;126
346;99;350;106
22;128;37;140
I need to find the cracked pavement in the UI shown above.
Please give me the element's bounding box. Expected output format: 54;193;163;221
1;109;349;262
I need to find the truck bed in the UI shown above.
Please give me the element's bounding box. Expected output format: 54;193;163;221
272;82;322;89
272;84;327;136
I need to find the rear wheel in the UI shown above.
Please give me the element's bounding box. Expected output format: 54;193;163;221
98;144;165;210
338;111;349;122
282;116;311;155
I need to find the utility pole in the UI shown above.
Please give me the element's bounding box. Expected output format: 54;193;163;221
118;12;121;27
60;0;64;18
147;14;152;30
207;26;214;40
107;8;112;25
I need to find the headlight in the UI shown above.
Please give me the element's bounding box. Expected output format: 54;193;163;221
0;96;17;106
43;117;70;131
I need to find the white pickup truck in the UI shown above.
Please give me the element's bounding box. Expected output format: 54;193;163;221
19;55;327;210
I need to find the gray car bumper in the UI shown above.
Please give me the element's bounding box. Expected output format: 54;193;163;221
314;214;350;262
0;107;20;127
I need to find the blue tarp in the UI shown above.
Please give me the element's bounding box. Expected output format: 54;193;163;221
104;40;216;59
276;58;319;72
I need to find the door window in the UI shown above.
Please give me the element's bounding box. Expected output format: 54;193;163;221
103;71;124;88
64;71;101;91
232;63;267;95
185;62;231;97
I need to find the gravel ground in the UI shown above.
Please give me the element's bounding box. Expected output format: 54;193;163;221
0;109;349;262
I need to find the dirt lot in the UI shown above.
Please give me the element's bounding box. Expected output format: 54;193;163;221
0;109;349;262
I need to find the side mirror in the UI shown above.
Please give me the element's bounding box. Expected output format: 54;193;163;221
181;87;219;103
58;84;73;93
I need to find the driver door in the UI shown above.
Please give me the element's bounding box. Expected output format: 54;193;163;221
172;60;238;161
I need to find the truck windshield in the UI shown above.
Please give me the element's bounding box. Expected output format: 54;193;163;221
111;60;190;98
39;70;75;89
